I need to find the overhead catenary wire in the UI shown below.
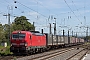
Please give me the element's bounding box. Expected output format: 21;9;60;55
64;0;81;23
34;0;51;14
0;0;87;31
14;0;50;27
71;0;85;25
1;0;48;20
0;0;46;26
0;11;6;15
71;0;84;18
34;0;59;21
84;0;86;26
34;0;50;25
14;1;48;18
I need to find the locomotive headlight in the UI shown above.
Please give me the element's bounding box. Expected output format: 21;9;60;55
25;43;28;46
11;44;12;46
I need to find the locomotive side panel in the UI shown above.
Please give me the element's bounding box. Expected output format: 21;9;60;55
31;33;46;46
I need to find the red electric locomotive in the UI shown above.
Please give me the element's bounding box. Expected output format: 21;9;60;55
10;30;46;54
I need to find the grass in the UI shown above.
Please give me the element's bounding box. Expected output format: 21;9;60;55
0;46;4;49
0;46;13;56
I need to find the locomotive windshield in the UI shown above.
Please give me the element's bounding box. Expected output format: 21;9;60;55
12;34;25;39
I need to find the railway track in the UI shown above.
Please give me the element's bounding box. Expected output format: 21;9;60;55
1;48;86;60
0;47;73;60
0;47;76;60
31;48;75;60
30;44;87;60
66;49;88;60
36;48;85;60
0;44;88;60
16;47;75;60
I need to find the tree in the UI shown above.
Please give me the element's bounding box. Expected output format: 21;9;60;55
0;24;6;42
3;24;9;40
11;16;35;31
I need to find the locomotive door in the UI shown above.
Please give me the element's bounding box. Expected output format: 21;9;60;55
29;35;32;46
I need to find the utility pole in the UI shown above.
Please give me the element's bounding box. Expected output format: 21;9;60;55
72;31;73;37
68;30;70;44
41;29;43;34
86;27;88;42
3;13;10;43
33;22;35;31
53;17;56;35
76;32;77;38
63;29;64;37
86;27;88;37
53;23;56;35
49;23;52;34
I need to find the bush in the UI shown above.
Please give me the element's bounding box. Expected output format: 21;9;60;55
0;46;13;56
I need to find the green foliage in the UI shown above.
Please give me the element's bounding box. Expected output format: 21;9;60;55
3;24;9;40
86;36;90;39
0;24;6;42
11;16;35;31
0;46;13;56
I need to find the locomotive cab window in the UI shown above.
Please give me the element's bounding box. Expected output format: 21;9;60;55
12;33;26;39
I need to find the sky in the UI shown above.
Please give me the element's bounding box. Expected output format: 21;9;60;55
0;0;90;36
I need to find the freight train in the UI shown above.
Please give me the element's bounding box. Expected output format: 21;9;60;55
10;30;84;54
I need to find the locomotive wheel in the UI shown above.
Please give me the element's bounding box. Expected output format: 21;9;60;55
40;48;43;53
